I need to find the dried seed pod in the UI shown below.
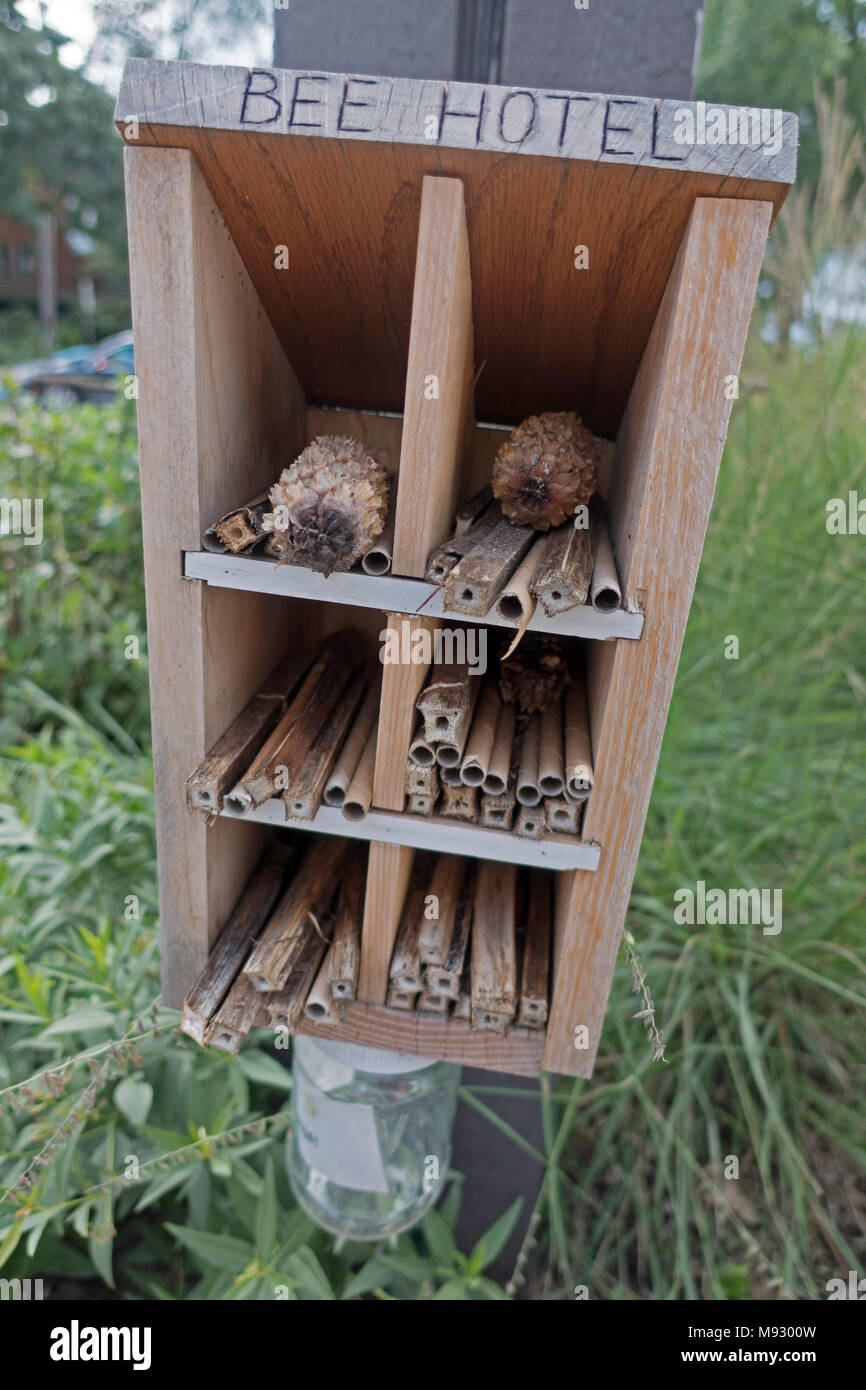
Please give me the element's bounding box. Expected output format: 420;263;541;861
498;633;571;713
492;411;598;530
262;435;389;575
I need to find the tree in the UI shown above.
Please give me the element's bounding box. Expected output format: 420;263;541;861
88;0;271;68
699;0;866;186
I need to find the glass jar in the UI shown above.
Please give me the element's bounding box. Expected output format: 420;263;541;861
286;1035;460;1241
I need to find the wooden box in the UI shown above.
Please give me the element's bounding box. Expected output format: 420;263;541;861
117;60;796;1076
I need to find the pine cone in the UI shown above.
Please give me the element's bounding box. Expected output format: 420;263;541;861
499;634;571;713
493;412;598;530
262;435;389;575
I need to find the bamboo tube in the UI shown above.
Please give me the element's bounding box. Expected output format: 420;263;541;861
516;868;551;1029
408;720;436;767
225;633;358;814
361;490;396;574
419;855;467;968
515;803;545;839
342;724;377;821
494;535;548;649
564;670;594;801
516;712;541;806
530;517;593;616
186;650;312;815
537;695;565;797
460;681;501;786
181;850;288;1044
389;883;427;993
416;661;480;749
482;702;517;796
470;860;517;1034
439;780;479;821
443;506;535;616
304;951;342;1024
546;797;580;835
323;674;381;806
590;512;622;613
283;678;365;820
440;764;463;787
243;837;344;992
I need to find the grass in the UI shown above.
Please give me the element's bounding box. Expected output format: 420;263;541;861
0;331;864;1298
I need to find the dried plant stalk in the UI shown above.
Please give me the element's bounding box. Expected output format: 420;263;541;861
530;517;593;615
204;492;269;554
389;882;428;994
546;797;580;835
283;677;365;820
243;837;345;992
186;650;313;815
440;781;479;822
515;803;545;839
471;861;517;1033
516;869;551;1029
425;493;498;583
226;632;359;813
181;851;288;1044
442;506;535;615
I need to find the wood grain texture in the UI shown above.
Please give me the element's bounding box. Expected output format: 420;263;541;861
116;61;795;434
124;145;307;1007
297;1000;544;1076
392;176;474;576
542;198;772;1075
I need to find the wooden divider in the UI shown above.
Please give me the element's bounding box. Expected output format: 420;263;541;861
358;175;475;1005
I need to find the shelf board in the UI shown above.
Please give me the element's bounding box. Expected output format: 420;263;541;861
219;801;601;872
297;1001;545;1077
185;550;644;641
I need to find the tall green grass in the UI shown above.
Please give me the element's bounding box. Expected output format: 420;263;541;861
0;335;864;1298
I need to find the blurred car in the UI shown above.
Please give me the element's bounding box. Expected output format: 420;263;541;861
3;331;134;406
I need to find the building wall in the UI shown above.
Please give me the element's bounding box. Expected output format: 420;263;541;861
273;0;703;99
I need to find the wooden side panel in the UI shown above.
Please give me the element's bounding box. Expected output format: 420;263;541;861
543;197;772;1076
125;146;306;1006
392;175;474;577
